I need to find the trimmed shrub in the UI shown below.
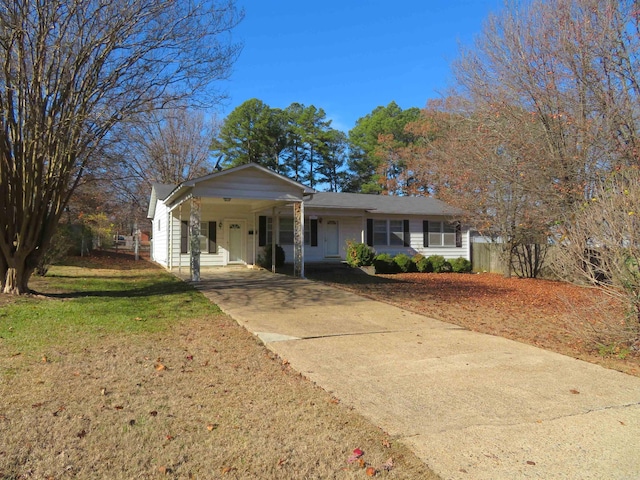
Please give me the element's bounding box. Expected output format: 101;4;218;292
258;244;285;269
346;241;376;267
373;253;399;274
450;257;472;273
394;253;414;273
413;254;433;273
428;255;452;273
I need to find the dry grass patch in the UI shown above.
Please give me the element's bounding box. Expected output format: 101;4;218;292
0;253;437;479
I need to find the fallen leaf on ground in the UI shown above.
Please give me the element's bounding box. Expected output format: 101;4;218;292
206;423;218;431
366;466;377;476
155;363;166;371
347;448;364;463
570;389;580;394
380;457;394;471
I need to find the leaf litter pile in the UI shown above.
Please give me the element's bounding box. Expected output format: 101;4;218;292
308;269;639;377
0;254;437;479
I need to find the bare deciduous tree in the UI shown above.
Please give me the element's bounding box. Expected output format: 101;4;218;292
108;108;219;212
403;0;640;282
0;0;243;294
553;167;640;347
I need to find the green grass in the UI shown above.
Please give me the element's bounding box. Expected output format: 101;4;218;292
0;264;220;356
0;256;439;479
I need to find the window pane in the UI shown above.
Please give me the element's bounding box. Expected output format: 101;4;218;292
266;217;273;245
199;222;208;252
390;220;404;246
373;220;387;246
443;222;456;233
304;220;310;246
429;232;442;246
279;217;294;245
428;221;442;233
443;233;456;246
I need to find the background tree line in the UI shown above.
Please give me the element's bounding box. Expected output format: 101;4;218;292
211;98;420;193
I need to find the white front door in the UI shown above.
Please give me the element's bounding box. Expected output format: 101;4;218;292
325;219;340;257
226;221;245;264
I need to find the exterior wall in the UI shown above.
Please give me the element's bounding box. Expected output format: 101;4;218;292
362;215;470;261
167;204;258;269
192;168;306;202
150;200;169;266
153;200;471;270
279;212;471;263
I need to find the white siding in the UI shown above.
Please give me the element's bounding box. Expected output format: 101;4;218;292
193;169;306;202
150;200;169;266
167;204;258;268
366;215;470;261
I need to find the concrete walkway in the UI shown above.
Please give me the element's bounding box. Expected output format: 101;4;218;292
184;268;640;480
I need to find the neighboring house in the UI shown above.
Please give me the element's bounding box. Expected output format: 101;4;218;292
147;163;469;280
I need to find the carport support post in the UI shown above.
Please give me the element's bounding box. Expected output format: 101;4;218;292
190;196;201;282
293;202;304;277
272;207;277;273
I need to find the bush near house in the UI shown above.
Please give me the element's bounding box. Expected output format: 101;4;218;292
394;253;415;273
373;253;399;274
346;241;376;267
369;253;470;275
450;257;472;273
413;254;433;273
428;255;453;273
258;244;285;269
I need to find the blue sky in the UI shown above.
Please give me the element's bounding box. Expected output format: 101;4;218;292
220;1;503;132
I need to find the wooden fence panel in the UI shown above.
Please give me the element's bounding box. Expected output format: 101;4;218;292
471;242;503;273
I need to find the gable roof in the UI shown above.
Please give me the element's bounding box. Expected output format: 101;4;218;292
306;192;464;216
179;162;314;194
147;182;177;218
163;163;315;205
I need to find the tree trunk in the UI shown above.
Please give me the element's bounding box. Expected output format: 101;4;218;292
3;265;34;295
0;254;7;292
502;242;513;278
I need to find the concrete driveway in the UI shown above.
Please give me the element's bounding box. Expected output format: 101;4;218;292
185;268;640;480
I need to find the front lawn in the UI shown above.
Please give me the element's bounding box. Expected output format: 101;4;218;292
0;253;437;479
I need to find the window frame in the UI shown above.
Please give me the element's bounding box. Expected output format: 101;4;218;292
423;221;462;248
368;219;410;247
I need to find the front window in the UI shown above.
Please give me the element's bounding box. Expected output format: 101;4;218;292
390;220;404;246
372;219;406;246
279;217;294;244
268;217;311;245
429;221;457;247
373;220;388;246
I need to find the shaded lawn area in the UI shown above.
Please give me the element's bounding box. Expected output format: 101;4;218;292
0;253;437;479
305;265;639;377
